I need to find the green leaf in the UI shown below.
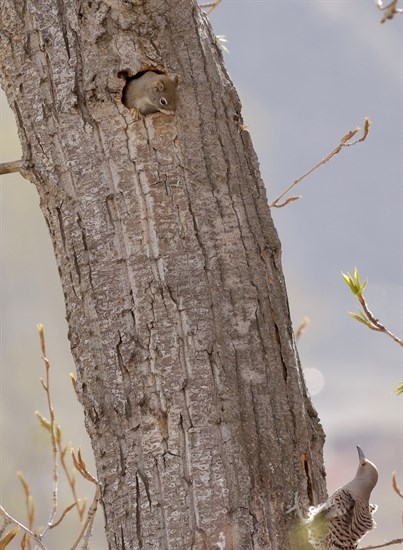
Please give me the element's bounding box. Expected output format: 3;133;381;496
342;272;356;293
342;269;367;296
394;382;403;395
353;267;368;295
349;310;372;328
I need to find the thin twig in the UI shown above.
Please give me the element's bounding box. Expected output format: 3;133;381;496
16;470;35;549
0;515;12;537
376;0;403;22
0;160;21;175
343;269;403;347
359;538;403;549
57;442;86;522
0;507;48;550
199;0;222;16
295;317;311;342
270;118;371;208
70;486;100;550
0;526;20;547
392;472;403;498
50;502;78;529
358;294;403;346
36;324;59;538
70;449;100;550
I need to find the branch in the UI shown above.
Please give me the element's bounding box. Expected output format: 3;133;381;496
49;502;78;529
0;160;21;175
270;118;371;208
70;449;101;550
376;0;403;23
392;472;403;498
71;486;100;550
295;317;311;342
199;0;222;16
342;269;403;347
36;324;59;538
16;471;35;532
56;432;86;521
359;539;403;549
358;293;403;346
0;507;47;550
0;516;12;538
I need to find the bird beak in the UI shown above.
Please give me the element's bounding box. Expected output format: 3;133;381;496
357;445;366;462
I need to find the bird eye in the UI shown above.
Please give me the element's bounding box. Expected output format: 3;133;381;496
159;98;168;106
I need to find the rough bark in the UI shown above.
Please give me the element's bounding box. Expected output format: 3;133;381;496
0;1;326;548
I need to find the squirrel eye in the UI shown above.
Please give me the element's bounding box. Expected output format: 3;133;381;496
159;98;168;106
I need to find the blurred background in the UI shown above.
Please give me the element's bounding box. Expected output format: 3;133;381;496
1;1;401;548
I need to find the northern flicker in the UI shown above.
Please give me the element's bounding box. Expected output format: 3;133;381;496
306;446;378;550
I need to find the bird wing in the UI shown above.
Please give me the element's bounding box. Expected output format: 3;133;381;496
307;490;355;547
350;497;377;539
309;489;355;519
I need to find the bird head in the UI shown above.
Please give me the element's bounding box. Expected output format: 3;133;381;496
344;446;378;500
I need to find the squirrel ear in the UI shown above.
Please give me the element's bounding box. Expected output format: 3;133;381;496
171;75;179;87
154;80;165;92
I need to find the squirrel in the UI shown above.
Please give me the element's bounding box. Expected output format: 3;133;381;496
122;71;179;118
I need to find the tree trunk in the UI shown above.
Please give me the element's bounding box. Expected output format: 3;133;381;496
0;1;326;548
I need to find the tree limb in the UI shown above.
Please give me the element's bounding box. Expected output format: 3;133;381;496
376;0;403;23
359;538;403;549
357;293;403;346
199;0;222;16
0;506;48;550
270;118;371;208
0;160;21;175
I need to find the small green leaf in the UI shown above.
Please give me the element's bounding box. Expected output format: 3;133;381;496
394;382;403;395
342;269;367;296
353;267;367;295
342;272;356;293
349;311;372;327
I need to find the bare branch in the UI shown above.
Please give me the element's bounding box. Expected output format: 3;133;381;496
376;0;403;23
36;324;59;538
0;516;12;538
199;0;222;16
0;507;47;550
0;526;19;547
49;502;78;529
68;449;100;549
71;449;99;485
0;160;21;175
392;472;403;498
357;293;403;346
295;317;311;342
270;118;371;208
271;195;302;209
16;472;35;531
359;538;403;549
70;486;101;550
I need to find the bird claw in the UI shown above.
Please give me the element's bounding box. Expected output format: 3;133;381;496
286;492;305;520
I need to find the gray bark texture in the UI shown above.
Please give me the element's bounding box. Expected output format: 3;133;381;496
0;0;327;548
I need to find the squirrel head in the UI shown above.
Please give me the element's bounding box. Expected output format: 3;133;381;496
148;73;179;114
122;71;179;117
